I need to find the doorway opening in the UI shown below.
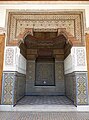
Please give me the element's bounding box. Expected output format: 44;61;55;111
16;30;74;106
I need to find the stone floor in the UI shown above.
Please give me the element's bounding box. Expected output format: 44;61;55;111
0;112;89;120
17;96;73;105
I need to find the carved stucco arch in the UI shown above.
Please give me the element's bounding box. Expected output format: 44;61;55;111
7;28;81;47
17;28;33;42
58;29;81;46
18;28;80;46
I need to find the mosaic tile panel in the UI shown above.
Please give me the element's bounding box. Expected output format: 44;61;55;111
55;61;65;94
2;72;26;105
65;72;88;106
13;75;17;105
26;60;35;95
7;11;84;42
73;75;77;106
36;59;55;86
75;72;88;105
26;60;65;95
2;72;16;105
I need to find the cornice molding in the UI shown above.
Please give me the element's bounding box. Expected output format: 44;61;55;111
0;1;89;4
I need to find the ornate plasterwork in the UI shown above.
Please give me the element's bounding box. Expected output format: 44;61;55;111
64;47;87;74
5;48;14;66
7;10;84;42
72;47;87;71
4;46;18;71
76;48;86;66
3;46;26;74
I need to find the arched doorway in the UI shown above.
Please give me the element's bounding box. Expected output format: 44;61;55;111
16;29;74;105
2;10;88;107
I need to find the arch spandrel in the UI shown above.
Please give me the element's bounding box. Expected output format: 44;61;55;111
6;28;82;47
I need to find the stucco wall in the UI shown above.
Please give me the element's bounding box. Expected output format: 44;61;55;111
0;2;89;28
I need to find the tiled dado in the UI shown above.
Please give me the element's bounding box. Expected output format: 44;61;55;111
65;72;88;106
1;71;88;106
2;72;26;105
2;72;16;105
75;72;88;105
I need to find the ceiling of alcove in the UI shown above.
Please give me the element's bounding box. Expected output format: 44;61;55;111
24;32;67;49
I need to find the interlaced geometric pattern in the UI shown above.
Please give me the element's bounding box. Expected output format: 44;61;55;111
5;48;14;66
7;11;84;42
76;73;88;105
2;73;15;105
76;48;86;66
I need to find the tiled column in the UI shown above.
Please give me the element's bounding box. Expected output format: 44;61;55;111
64;47;88;106
72;47;88;105
2;72;16;105
26;60;35;95
2;46;26;105
55;61;65;95
75;72;88;105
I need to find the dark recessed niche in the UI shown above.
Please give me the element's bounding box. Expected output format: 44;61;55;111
35;58;55;86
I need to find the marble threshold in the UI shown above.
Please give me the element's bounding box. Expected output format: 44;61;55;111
0;105;89;111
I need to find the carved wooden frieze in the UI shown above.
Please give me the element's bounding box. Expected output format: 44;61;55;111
7;10;84;44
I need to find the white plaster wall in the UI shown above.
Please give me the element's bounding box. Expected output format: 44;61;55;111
3;46;26;74
64;54;73;74
64;47;87;74
0;1;89;28
71;47;87;72
18;54;26;74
